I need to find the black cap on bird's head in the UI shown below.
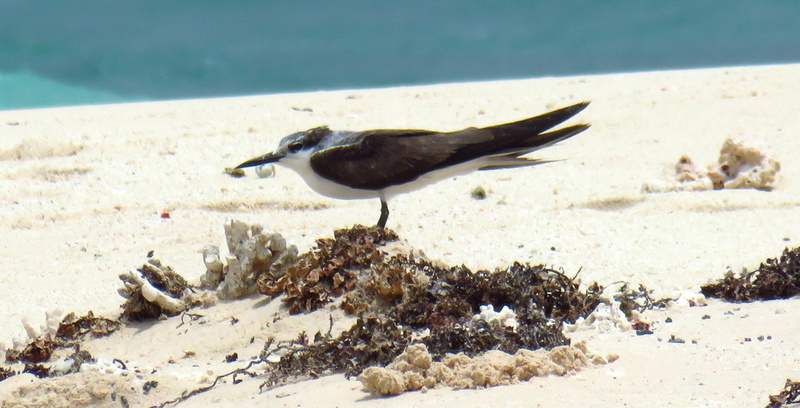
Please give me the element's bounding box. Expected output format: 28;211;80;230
234;126;332;169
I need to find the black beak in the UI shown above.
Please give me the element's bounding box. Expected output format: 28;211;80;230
234;152;285;169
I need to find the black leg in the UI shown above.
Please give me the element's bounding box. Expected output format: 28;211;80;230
376;199;389;228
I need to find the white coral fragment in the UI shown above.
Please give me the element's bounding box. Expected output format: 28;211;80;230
711;139;780;190
117;258;194;319
200;245;224;289
667;291;708;309
472;305;519;330
563;299;632;333
200;220;297;300
19;309;66;342
119;268;187;315
642;138;780;193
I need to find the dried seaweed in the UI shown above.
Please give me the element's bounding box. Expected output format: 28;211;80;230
257;225;398;314
6;345;92;379
256;227;602;389
0;311;104;381
5;338;59;363
55;311;120;340
262;316;411;387
342;254;430;316
0;366;16;382
22;364;50;378
613;283;672;317
767;379;800;407
150;225;602;406
154;359;264;408
701;247;800;302
143;380;159;395
4;311;113;379
388;259;601;357
425;318;565;358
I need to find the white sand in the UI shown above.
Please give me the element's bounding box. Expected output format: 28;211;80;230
1;64;799;407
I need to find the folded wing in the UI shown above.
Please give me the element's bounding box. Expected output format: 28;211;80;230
310;102;590;190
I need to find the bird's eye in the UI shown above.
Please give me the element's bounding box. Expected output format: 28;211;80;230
287;142;303;153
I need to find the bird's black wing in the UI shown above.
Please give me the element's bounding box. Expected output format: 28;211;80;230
435;102;590;170
310;102;590;190
309;128;492;190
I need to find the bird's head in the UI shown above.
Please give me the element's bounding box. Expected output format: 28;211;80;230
234;126;331;169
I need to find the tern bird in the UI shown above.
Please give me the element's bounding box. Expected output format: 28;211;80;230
234;101;590;228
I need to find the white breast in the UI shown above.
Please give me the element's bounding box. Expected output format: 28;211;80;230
279;150;379;200
278;149;488;201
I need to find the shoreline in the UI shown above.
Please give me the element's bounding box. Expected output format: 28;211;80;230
2;62;793;114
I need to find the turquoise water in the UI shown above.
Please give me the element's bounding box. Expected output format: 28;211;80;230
0;72;130;110
1;1;799;110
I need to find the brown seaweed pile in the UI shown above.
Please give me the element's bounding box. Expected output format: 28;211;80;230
257;226;603;388
257;226;399;314
386;258;602;358
701;247;800;302
261;316;410;387
55;312;121;340
3;312;119;379
767;379;800;408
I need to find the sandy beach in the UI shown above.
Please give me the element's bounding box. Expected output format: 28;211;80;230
1;64;799;407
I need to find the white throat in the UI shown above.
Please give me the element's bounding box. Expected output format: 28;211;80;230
279;149;379;200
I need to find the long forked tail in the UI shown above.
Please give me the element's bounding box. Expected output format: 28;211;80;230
485;101;590;140
478;101;591;170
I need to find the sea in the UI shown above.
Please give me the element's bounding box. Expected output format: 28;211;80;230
1;0;798;110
